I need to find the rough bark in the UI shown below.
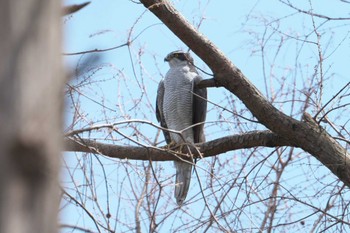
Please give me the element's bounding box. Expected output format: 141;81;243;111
139;0;350;186
0;0;63;232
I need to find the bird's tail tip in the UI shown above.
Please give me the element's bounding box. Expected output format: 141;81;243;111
175;181;189;206
174;162;192;206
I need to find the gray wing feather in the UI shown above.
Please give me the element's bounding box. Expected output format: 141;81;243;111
192;75;207;143
156;80;172;144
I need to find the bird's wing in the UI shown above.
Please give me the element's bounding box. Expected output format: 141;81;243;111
156;80;172;144
192;75;207;143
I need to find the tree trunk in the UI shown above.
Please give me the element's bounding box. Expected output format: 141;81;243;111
0;0;63;232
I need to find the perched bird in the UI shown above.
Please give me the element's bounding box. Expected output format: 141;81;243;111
156;51;207;205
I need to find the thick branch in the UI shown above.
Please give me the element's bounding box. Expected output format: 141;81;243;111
197;78;219;89
65;131;293;161
140;0;350;187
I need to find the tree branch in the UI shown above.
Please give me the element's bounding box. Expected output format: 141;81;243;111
140;0;350;187
65;131;293;161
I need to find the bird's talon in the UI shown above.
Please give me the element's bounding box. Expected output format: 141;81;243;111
166;141;177;150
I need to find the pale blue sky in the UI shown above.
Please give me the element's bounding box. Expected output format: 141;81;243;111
64;0;349;106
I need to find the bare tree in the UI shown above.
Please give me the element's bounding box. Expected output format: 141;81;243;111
0;0;63;233
62;0;350;232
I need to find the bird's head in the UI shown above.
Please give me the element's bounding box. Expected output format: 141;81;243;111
164;51;194;67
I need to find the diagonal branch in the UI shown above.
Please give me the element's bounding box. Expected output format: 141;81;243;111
140;0;350;187
65;131;293;161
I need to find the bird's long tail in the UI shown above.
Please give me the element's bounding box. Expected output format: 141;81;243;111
174;161;192;205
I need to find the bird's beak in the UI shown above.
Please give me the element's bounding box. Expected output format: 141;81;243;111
164;56;170;62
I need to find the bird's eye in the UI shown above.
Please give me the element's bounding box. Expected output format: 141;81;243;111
174;54;178;57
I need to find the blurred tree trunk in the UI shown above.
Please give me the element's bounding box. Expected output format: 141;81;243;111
0;1;63;233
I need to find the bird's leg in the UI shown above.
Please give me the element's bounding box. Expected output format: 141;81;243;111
193;143;204;161
166;137;198;163
179;142;196;163
166;141;186;154
166;141;178;150
181;142;203;164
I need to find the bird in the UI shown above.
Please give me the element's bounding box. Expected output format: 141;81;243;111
156;51;207;205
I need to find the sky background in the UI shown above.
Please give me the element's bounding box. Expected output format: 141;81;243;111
63;0;350;109
61;0;350;232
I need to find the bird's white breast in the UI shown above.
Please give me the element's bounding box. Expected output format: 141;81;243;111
163;65;196;143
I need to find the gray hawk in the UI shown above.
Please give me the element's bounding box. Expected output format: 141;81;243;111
156;51;207;205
